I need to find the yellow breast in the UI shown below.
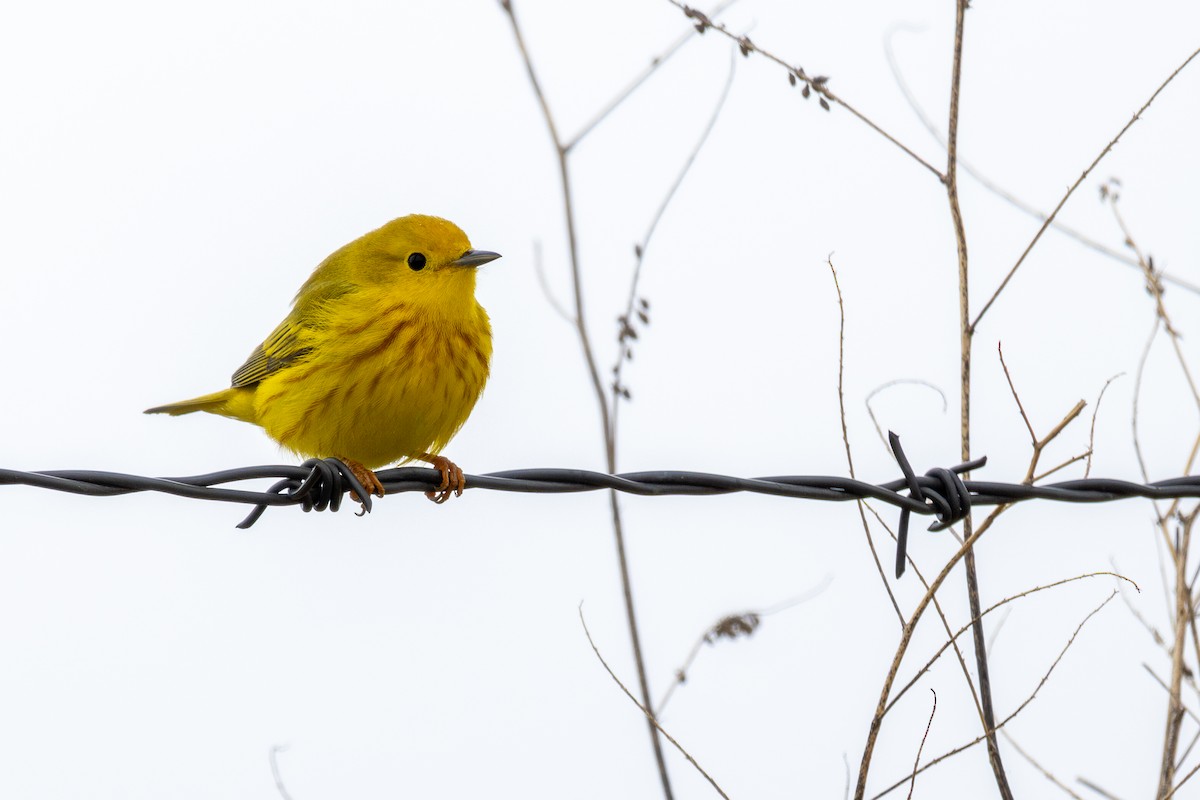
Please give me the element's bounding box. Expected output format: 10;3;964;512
252;290;492;468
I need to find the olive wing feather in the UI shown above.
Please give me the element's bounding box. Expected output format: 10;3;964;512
229;276;354;388
230;319;312;388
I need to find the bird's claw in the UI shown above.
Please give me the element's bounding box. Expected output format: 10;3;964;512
337;456;385;513
423;455;465;504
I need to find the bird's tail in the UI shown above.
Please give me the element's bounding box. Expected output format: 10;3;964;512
144;388;249;419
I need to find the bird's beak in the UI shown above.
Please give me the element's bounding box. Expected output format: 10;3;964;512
451;249;502;268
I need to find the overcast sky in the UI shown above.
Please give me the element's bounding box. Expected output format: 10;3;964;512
2;1;1199;797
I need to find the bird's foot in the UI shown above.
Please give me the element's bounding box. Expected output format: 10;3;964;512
419;453;465;504
336;456;386;511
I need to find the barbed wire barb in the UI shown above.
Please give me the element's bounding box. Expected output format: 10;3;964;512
8;433;1200;571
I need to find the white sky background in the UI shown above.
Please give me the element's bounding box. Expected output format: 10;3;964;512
1;0;1198;797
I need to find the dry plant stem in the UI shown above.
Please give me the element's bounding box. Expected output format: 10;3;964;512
1133;317;1166;482
611;48;736;438
532;239;573;324
655;575;832;716
886;573;1134;714
499;4;671;795
269;746;293;800
865;379;948;454
1086;375;1123;478
871;591;1118;800
855;517;990;799
1110;197;1200;414
1159;513;1196;797
664;0;944;180
1077;778;1123;800
852;405;1083;796
565;0;737;151
972;44;1200;332
906;691;937;800
1167;760;1200;800
943;2;1011;796
1114;196;1200;793
862;500;989;727
882;25;1200;297
1032;451;1091;484
996;344;1089;483
579;607;730;800
1000;731;1086;800
828;259;903;625
1144;665;1200;731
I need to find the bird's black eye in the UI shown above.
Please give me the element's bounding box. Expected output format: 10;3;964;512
407;252;427;271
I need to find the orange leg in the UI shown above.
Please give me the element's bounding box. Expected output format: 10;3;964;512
419;452;465;504
336;456;386;505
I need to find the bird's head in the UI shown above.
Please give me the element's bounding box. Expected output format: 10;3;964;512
354;214;500;292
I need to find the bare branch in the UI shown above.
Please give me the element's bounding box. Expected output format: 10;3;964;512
579;605;730;800
500;4;671;793
888;573;1135;714
611;45;737;425
664;0;945;180
1086;374;1124;478
906;691;937;800
655;574;833;716
866;379;949;455
270;745;294;800
829;258;904;626
1001;731;1087;800
532;239;573;324
871;591;1119;799
566;0;738;151
972;44;1200;331
883;24;1200;298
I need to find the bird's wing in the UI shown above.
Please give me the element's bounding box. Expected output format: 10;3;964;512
229;317;312;388
229;277;355;388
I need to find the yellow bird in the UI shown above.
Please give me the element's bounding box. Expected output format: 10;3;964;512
146;214;500;504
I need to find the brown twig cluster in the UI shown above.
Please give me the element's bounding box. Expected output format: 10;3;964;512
1099;179;1200;798
497;2;1200;799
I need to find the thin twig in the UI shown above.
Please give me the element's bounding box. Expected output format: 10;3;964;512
1165;758;1200;799
579;606;730;800
1086;374;1124;478
1001;731;1087;800
655;574;832;716
1107;191;1200;415
887;572;1136;714
906;691;937;800
871;591;1119;799
998;343;1038;445
1159;513;1197;795
882;24;1200;297
269;745;294;800
829;258;903;625
1032;452;1092;484
664;0;945;180
499;4;672;795
565;0;738;151
611;44;737;437
972;44;1200;332
943;3;1011;796
1133;316;1163;483
856;511;994;798
866;379;949;455
861;500;989;732
1143;664;1200;730
531;239;573;324
1076;777;1125;800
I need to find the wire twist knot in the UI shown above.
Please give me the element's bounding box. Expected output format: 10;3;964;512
889;432;983;578
237;458;372;529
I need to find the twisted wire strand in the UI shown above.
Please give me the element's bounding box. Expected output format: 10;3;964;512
3;438;1198;535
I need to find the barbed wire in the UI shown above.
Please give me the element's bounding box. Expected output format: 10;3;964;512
3;434;1195;578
